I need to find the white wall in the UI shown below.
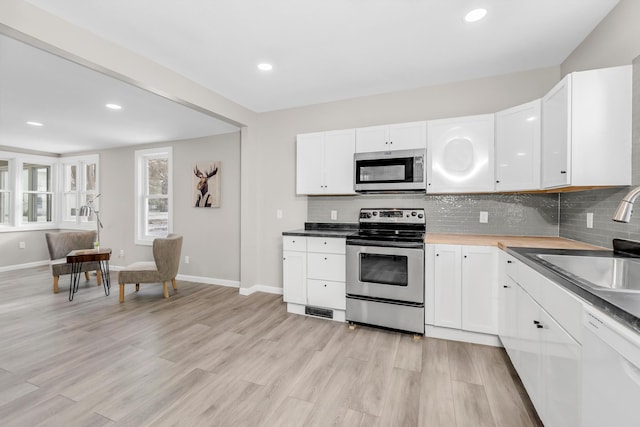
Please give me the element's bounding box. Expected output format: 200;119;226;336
561;0;640;74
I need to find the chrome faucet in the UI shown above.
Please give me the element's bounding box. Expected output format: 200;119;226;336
613;186;640;223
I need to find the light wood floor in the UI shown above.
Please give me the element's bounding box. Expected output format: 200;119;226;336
0;266;542;427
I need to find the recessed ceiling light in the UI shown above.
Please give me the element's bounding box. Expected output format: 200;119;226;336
26;121;43;127
257;63;273;71
105;103;122;110
464;8;487;23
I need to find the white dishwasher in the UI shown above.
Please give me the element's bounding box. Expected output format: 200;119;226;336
582;305;640;427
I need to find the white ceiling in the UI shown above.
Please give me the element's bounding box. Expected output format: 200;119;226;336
2;0;620;154
0;34;239;154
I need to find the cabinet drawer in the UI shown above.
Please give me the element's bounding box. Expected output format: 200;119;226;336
505;253;518;281
307;237;346;254
283;236;307;252
541;275;583;342
307;279;346;310
518;263;543;303
307;253;345;282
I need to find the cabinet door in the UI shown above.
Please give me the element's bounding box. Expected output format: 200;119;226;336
283;250;306;304
355;125;389;153
499;275;519;365
540;310;581;427
323;129;356;194
433;245;462;329
515;286;544;415
495;100;541;191
461;246;498;334
296;132;325;194
541;75;571;188
427;114;495;193
388;121;427;151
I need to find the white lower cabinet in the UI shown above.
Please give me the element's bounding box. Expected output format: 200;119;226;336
282;236;346;318
499;252;581;427
283;236;307;305
429;244;498;335
307;279;345;310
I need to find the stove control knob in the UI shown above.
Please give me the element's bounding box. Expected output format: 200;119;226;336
418;213;424;219
366;213;372;219
411;211;417;216
372;211;378;216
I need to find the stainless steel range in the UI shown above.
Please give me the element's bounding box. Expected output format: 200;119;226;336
346;208;425;334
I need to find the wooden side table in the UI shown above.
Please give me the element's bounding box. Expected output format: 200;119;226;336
66;248;112;301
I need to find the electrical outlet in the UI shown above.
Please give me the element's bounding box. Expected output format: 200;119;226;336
331;210;338;220
19;241;25;249
276;209;283;219
479;211;489;223
119;249;125;258
185;255;190;264
587;212;594;229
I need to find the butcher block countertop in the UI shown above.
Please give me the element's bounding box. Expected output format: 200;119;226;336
425;233;606;251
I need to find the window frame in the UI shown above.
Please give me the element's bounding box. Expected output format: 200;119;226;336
59;154;100;230
135;147;173;246
0;157;14;227
18;156;57;229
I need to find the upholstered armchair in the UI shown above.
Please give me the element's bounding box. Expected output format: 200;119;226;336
44;231;102;293
117;234;183;303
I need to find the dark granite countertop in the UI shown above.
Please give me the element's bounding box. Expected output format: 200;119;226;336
506;247;640;334
282;222;358;238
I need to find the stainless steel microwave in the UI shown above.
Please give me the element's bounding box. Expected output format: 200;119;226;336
354;149;426;192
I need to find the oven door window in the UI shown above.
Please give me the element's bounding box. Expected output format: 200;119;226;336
356;157;413;184
359;253;408;286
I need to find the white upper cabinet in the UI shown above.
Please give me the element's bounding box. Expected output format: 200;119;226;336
495;100;541;191
355;121;426;153
541;65;632;188
427;114;495;193
296;129;356;195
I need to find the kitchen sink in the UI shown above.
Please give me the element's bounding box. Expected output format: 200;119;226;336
536;254;640;293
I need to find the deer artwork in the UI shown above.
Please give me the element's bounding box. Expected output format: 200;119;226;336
194;164;218;207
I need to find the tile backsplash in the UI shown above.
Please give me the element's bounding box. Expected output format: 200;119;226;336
308;193;559;236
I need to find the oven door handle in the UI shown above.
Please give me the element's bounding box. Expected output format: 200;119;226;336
346;239;424;249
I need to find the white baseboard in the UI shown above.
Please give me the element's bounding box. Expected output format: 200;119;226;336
175;274;239;288
239;284;283;296
425;324;502;347
0;260;50;273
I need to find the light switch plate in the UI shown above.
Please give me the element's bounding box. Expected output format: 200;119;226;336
331;210;338;220
276;209;283;219
479;211;488;223
587;212;594;228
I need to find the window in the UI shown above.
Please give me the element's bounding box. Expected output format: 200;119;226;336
0;159;10;225
61;155;99;227
21;161;54;224
135;147;172;245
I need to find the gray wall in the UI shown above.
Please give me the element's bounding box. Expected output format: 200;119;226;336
309;194;558;236
0;230;52;269
0;133;241;283
100;133;241;282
